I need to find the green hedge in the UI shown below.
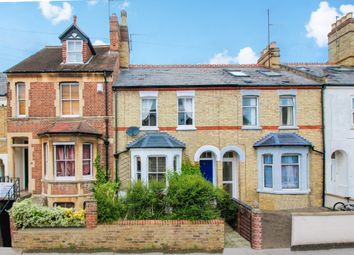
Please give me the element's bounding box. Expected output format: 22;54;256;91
95;158;237;223
11;199;85;229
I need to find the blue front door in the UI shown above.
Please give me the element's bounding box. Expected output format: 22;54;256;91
200;160;213;182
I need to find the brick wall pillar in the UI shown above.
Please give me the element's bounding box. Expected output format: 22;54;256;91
9;215;17;245
85;200;97;229
251;209;262;250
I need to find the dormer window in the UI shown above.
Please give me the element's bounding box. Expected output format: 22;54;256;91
67;40;83;64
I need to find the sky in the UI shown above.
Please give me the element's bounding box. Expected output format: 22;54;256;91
0;0;353;71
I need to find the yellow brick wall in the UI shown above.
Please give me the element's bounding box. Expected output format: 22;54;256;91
115;88;323;210
0;106;7;154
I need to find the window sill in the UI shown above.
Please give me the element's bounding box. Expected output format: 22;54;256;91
278;126;299;130
140;126;159;131
44;178;95;184
61;115;81;118
257;189;310;195
242;126;262;130
176;126;197;131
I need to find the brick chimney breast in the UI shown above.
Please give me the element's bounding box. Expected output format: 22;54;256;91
110;13;120;52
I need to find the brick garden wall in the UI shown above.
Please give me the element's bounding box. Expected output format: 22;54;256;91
10;200;224;252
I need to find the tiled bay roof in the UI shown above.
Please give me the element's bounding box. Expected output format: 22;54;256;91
254;133;312;148
127;132;186;149
38;121;101;136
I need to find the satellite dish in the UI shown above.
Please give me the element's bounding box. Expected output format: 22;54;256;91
126;126;140;137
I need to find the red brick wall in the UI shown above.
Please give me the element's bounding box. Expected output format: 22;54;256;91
82;42;93;63
29;82;56;117
62;42;66;63
31;144;42;194
83;82;113;116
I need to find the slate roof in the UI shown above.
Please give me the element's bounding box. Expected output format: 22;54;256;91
286;65;354;85
5;46;118;73
127;132;186;149
38;121;101;136
0;73;7;96
114;65;322;88
254;133;312;148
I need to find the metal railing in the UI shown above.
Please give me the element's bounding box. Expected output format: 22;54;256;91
0;177;20;214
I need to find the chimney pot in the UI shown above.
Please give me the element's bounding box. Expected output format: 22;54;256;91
121;10;127;26
73;15;77;25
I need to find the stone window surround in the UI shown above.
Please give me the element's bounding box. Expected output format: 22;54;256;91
130;148;182;184
139;91;159;131
41;136;98;182
58;82;83;118
256;146;310;195
278;90;298;130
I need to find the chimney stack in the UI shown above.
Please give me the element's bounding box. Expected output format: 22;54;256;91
328;12;354;66
257;42;280;69
119;10;130;68
109;13;120;52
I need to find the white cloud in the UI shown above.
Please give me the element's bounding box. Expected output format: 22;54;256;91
0;0;73;2
39;0;73;25
88;0;98;5
306;2;354;47
93;39;107;45
208;47;258;65
118;0;129;10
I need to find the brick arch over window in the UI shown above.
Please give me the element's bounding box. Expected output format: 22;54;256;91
220;146;245;161
194;145;221;162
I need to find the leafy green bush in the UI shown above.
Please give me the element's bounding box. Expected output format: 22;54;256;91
11;199;85;229
124;180;166;220
165;173;220;220
180;158;201;176
215;188;238;224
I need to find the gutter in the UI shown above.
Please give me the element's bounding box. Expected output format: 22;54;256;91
103;71;110;180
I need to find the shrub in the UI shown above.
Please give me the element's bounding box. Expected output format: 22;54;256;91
165;173;220;220
180;159;201;176
11;199;85;229
215;188;238;224
124;180;166;220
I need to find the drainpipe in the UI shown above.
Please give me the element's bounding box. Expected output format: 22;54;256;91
103;71;110;180
114;91;118;182
321;85;326;207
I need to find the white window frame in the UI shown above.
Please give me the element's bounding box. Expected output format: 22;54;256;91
262;154;273;190
279;95;296;128
257;147;309;194
60;82;80;117
222;153;236;198
177;91;196;130
281;154;300;190
16;82;26;118
82;143;93;178
135;156;142;180
53;142;75;180
147;156;167;182
66;40;83;64
139;91;158;131
242;95;259;128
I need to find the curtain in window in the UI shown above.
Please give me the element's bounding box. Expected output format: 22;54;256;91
66;145;75;177
142;99;155;126
182;98;193;124
56;146;65;177
281;106;293;126
82;144;91;176
281;156;299;189
242;97;257;126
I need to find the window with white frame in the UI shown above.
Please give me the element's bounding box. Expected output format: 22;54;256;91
242;96;258;126
257;148;308;194
280;96;296;126
178;97;194;126
54;144;75;178
67;40;83;64
16;82;26;117
136;156;141;180
351;97;354;125
61;83;79;116
281;155;300;189
263;154;273;188
141;98;157;127
82;144;92;177
148;157;166;182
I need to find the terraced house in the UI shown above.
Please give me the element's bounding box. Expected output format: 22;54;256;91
114;43;325;210
4;12;129;208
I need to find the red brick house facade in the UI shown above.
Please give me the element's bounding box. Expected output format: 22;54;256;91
5;12;128;208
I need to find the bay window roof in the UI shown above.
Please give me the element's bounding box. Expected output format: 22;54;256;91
127;132;185;149
254;133;312;148
38;121;101;137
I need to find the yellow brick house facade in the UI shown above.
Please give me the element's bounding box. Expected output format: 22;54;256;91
113;65;324;210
